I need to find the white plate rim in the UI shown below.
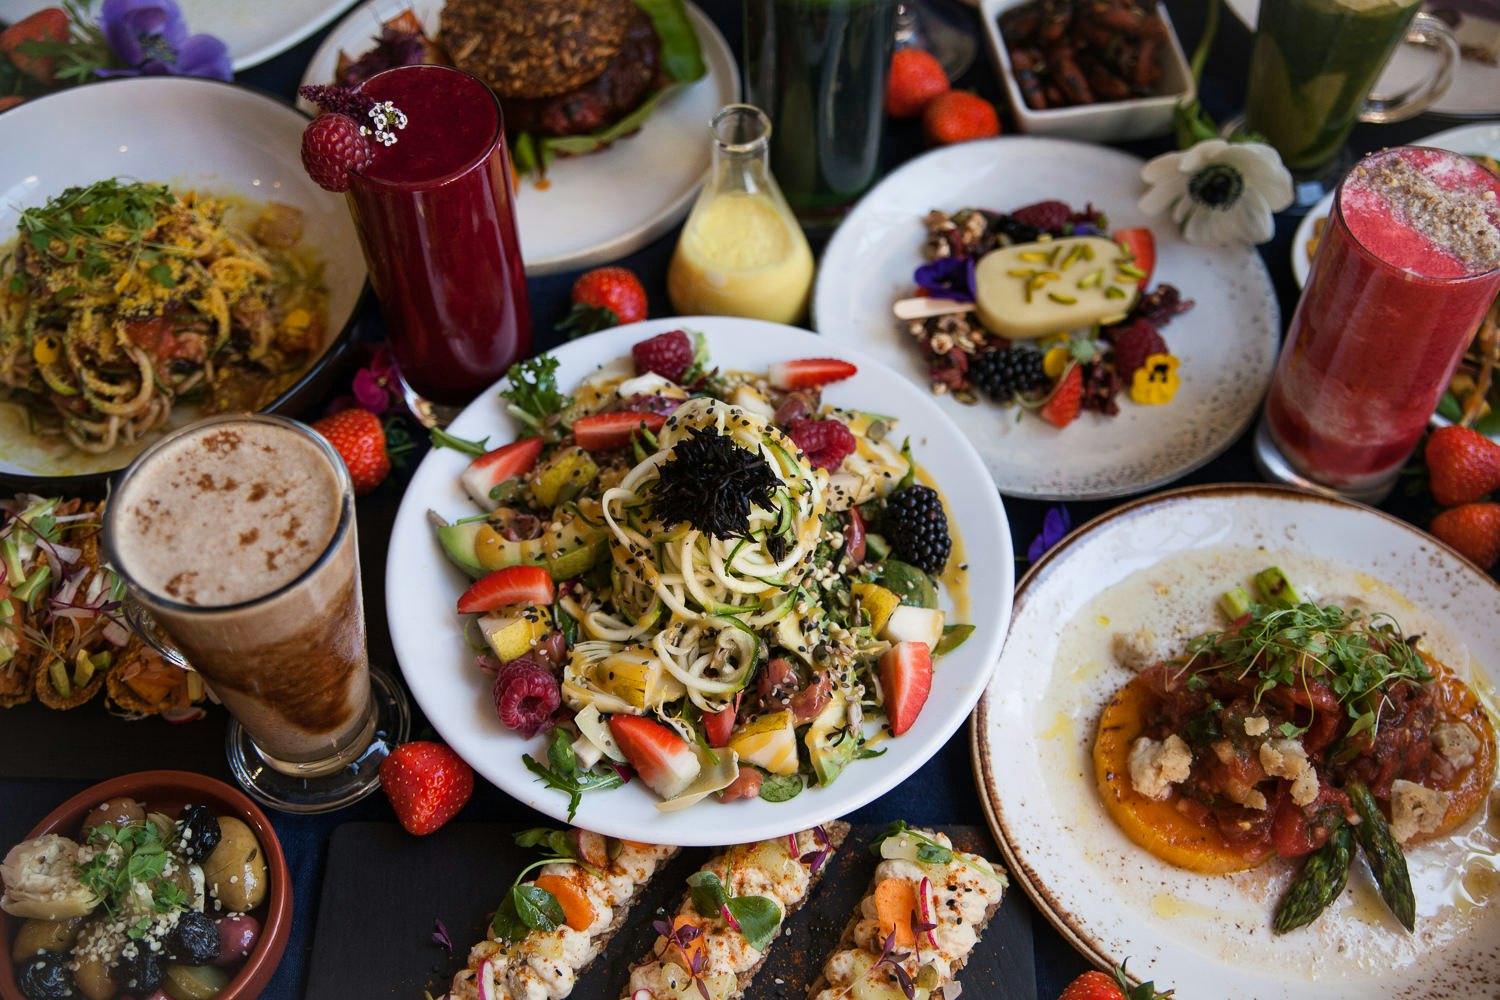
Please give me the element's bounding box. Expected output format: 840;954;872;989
386;317;1015;845
969;481;1500;998
813;135;1282;502
295;0;738;276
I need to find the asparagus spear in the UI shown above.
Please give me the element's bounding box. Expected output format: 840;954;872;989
1254;566;1302;607
1219;585;1253;620
1348;781;1416;931
1273;822;1355;934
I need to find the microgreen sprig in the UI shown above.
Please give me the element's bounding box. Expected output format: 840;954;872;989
14;179;186;290
521;727;625;820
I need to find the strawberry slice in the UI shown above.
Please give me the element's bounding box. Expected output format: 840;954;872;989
609;714;702;799
456;565;554;614
1039;364;1083;429
768;358;858;391
1114;228;1156;288
572;411;667;452
880;640;932;737
461;436;544;510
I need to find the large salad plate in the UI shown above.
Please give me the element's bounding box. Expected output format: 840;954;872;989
814;137;1281;501
0;77;367;490
971;483;1500;999
388;318;1014;845
299;0;738;275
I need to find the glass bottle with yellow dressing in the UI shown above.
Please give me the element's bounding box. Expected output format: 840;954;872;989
667;104;815;325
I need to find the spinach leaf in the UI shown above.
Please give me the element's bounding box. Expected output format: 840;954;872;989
758;772;804;803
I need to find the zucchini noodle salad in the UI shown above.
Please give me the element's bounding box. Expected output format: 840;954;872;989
432;331;973;814
0;179;328;453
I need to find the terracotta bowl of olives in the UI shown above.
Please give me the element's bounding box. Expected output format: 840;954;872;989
0;771;290;1000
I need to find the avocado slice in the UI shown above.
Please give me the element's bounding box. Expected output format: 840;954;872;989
437;521;488;579
436;519;542;578
806;691;857;787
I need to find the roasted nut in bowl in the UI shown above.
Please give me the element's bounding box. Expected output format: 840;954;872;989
979;0;1194;143
0;771;290;1000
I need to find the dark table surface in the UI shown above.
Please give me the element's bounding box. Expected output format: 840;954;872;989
0;0;1484;997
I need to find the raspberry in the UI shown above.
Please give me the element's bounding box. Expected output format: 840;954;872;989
1109;318;1168;378
300;112;374;193
883;485;951;574
1009;200;1074;234
492;656;560;737
787;417;857;471
631;330;694;383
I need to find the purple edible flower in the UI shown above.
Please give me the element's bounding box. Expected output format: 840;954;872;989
431;918;453;955
913;257;976;302
96;0;230;80
1026;505;1072;563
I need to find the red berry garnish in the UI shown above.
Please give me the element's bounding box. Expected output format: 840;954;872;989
301;112;374;193
632;330;694;383
1010;200;1074;234
787;417;857;471
492;657;560;737
1109;318;1168;379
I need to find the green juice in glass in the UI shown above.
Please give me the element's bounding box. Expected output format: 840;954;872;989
1244;0;1421;175
744;0;897;226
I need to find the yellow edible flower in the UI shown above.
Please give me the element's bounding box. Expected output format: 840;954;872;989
1043;345;1070;379
1130;353;1181;405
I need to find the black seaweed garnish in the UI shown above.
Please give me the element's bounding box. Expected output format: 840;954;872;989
650;427;781;540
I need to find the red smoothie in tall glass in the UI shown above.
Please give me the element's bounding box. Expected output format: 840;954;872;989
1264;146;1500;495
349;65;530;405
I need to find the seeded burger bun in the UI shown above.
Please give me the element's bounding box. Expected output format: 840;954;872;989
440;0;667;138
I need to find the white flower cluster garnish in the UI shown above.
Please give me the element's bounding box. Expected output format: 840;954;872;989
360;100;408;147
1139;139;1293;246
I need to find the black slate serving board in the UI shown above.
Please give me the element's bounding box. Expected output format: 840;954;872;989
306;822;1035;999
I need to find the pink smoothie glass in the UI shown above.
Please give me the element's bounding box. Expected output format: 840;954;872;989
1256;146;1500;502
349;65;531;416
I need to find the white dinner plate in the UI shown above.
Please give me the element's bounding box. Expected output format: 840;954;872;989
814;137;1281;501
1223;0;1500;119
0;0;357;71
972;483;1500;999
0;78;366;483
299;0;738;276
1291;121;1500;287
387;318;1014;845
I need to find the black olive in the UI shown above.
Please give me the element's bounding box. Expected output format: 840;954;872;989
169;910;221;965
120;942;166;992
17;951;73;1000
175;803;221;862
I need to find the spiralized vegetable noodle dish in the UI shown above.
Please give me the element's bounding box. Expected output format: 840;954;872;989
0;179;328;454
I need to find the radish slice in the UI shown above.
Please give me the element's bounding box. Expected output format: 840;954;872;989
632;990;655;1000
918;876;938;947
162;706;206;724
478;959;498;1000
787;833;799;856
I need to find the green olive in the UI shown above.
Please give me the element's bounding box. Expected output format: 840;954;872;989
79;796;145;838
164;962;231;999
10;914;84;961
201;816;267;912
73;948;119;1000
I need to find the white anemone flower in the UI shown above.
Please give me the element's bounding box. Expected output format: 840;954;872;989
1138;138;1293;246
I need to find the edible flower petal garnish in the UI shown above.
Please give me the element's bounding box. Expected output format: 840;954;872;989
95;0;230;80
1130;353;1181;405
1138;139;1292;246
913;256;976;302
1026;505;1072;563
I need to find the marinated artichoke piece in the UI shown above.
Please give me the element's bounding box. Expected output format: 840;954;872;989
0;834;100;920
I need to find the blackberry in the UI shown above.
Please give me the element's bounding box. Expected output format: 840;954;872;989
991;214;1040;245
969;348;1046;403
883;485;952;575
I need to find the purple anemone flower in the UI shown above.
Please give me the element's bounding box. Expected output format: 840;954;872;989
913;256;976;302
1026;505;1072;563
96;0;231;80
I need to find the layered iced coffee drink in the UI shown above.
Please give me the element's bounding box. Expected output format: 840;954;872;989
106;415;385;800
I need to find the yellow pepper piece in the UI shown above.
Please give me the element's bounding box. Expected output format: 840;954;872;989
1043;345;1071;379
1130;353;1181;405
32;336;60;365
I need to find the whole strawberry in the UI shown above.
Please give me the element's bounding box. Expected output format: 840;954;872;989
886;48;949;118
380;741;474;836
312;407;390;495
0;8;69;84
1057;963;1172;1000
1425;425;1500;507
559;266;648;338
301;112;374;193
1429;502;1500;570
922;91;1001;146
